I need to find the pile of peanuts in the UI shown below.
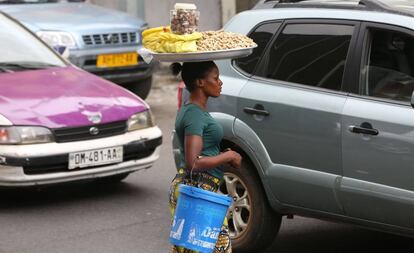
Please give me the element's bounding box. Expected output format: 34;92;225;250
196;30;257;51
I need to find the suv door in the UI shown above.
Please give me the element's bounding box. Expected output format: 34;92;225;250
236;20;358;213
341;22;414;228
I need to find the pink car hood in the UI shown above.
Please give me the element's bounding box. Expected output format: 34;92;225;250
0;66;147;128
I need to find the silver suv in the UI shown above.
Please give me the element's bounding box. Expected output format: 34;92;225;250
0;0;154;99
174;0;414;252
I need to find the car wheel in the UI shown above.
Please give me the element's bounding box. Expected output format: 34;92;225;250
219;161;282;252
123;76;152;99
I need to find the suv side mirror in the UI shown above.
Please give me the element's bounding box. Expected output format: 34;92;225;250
53;45;70;59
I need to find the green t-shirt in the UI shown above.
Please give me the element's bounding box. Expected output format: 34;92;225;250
175;103;224;179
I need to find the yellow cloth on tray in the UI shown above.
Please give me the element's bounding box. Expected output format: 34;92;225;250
142;26;202;53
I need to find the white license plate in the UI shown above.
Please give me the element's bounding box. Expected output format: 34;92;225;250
68;146;123;170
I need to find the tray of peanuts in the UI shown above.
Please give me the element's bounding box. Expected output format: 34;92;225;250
141;29;257;63
155;31;257;62
141;3;257;62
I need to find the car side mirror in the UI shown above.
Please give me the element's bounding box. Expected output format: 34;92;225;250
53;45;70;59
411;91;414;108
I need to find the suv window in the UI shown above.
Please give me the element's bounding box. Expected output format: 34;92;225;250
361;28;414;102
235;22;281;74
259;23;354;91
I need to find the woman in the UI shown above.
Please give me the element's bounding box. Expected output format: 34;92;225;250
169;61;242;253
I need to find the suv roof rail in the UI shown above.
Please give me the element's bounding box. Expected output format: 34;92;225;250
358;0;392;12
268;0;414;18
264;0;306;2
270;0;390;8
278;0;306;2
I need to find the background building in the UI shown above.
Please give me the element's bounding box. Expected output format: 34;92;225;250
89;0;258;30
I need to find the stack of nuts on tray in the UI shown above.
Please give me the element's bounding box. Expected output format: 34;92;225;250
197;30;257;51
142;27;257;53
142;3;257;53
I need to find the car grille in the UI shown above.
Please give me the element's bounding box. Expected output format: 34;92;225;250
23;150;155;175
52;121;127;143
21;137;162;175
82;32;138;46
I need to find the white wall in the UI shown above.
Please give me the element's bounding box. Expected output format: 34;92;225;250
144;0;223;31
90;0;224;30
89;0;258;30
89;0;125;11
221;0;236;25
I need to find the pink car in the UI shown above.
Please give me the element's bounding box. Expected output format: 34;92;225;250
0;13;162;186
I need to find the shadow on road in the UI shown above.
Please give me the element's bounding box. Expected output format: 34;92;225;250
0;180;147;210
266;217;414;252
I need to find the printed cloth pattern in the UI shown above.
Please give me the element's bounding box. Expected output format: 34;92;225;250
169;169;232;253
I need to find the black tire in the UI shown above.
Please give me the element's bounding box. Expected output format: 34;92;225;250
123;76;152;99
96;172;130;184
219;161;282;253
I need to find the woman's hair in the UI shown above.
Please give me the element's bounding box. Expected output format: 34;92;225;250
170;61;217;92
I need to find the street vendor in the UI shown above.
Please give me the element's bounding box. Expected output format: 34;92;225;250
169;61;242;253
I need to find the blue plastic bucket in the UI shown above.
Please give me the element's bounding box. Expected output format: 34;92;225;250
169;184;233;253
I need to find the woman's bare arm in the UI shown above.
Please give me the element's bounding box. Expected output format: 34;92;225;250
184;135;241;172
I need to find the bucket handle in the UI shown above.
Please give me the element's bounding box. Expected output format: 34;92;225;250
189;155;202;192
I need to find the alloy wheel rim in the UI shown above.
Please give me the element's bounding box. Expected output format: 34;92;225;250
219;172;251;239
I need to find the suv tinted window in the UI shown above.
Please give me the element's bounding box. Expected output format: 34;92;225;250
260;23;354;91
361;28;414;102
235;22;281;74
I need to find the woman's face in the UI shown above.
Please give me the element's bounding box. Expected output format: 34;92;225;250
200;67;223;98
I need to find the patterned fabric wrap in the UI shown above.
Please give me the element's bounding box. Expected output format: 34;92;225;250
169;169;232;253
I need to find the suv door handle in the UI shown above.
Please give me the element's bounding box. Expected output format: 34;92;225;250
349;122;379;136
243;106;270;116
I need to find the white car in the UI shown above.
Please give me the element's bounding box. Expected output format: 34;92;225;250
0;12;162;187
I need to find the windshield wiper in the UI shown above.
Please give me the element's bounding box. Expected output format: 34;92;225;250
0;62;60;71
0;66;13;73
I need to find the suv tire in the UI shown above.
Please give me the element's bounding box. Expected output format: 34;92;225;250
124;76;152;99
220;161;282;252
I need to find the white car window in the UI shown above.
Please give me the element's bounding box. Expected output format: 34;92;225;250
0;14;66;67
0;0;84;3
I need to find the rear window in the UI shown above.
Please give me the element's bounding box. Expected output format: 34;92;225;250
361;28;414;102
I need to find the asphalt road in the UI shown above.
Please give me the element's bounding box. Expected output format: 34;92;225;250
0;69;413;253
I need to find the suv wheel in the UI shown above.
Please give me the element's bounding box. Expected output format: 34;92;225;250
219;161;282;252
123;76;152;99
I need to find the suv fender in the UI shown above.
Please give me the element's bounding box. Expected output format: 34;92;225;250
211;112;283;210
212;112;283;252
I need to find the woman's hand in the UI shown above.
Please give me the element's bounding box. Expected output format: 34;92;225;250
225;150;242;169
184;135;243;171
